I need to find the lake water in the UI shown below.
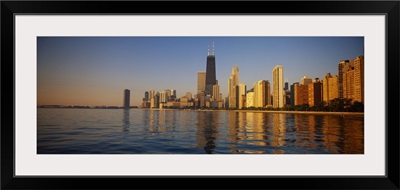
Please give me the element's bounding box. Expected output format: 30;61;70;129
37;108;364;154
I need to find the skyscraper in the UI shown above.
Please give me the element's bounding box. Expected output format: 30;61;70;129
322;73;339;104
353;55;364;103
123;89;130;109
246;91;254;108
290;82;299;106
197;71;206;94
238;83;247;109
295;84;308;105
284;81;289;90
272;65;284;108
253;80;270;108
228;65;239;108
308;78;323;106
338;60;351;99
205;43;217;96
144;91;149;101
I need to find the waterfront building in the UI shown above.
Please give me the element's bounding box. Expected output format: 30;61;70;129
253;80;270;108
308;78;323;106
154;92;160;108
205;43;217;96
180;96;189;108
160;90;168;103
150;98;155;108
197;71;206;94
295;84;308;105
185;92;192;100
285;89;291;106
338;60;352;99
290;82;298;106
228;65;239;108
344;67;355;101
322;73;339;104
354;55;364;103
238;83;247;109
170;89;177;101
142;91;150;108
301;76;312;86
272;65;284;108
123;89;130;109
149;89;155;102
212;84;220;101
199;92;205;108
246;91;254;108
144;91;149;101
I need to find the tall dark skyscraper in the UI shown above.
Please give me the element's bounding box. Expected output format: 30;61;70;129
205;43;217;96
123;89;130;109
144;91;149;101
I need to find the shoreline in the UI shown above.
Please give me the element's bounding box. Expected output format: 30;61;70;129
140;108;364;116
38;107;363;116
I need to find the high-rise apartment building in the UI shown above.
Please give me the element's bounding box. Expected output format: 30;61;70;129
123;89;130;109
238;83;247;109
353;55;364;103
308;78;323;106
170;89;177;101
295;84;308;105
197;71;206;94
149;89;155;101
205;43;217;96
272;65;284;108
160;90;166;103
212;84;220;101
338;56;364;103
290;82;299;106
338;60;352;99
228;65;239;108
322;73;339;104
246;91;254;108
253;80;270;108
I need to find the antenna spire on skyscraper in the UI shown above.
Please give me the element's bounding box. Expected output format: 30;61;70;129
212;42;215;55
208;45;210;56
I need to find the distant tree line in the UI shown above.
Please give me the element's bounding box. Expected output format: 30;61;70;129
242;98;364;112
160;98;364;112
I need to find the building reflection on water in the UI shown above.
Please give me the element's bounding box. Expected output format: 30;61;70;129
122;109;130;133
196;111;220;154
119;109;363;154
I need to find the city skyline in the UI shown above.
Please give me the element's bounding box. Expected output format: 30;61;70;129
37;37;364;106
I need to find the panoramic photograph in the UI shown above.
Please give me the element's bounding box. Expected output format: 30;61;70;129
37;37;364;154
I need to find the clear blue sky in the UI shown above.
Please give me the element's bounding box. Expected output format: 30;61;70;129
37;37;364;106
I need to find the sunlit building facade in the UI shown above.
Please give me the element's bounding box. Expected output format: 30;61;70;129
272;65;284;108
354;55;364;103
253;80;270;108
308;78;323;106
228;65;239;108
322;73;339;104
246;91;254;108
295;84;308;105
197;71;206;94
238;83;247;109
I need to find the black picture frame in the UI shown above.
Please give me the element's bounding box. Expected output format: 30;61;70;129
1;1;399;189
